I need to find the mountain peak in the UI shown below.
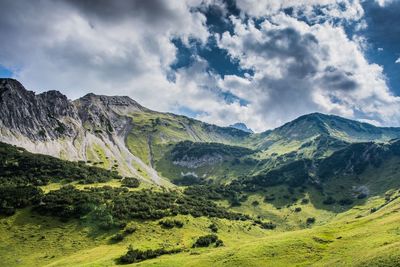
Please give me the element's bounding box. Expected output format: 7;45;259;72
77;93;145;110
0;78;34;99
229;122;254;133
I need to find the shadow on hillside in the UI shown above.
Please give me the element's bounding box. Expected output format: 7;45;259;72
259;183;370;213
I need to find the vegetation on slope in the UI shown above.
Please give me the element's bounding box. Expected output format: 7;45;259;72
0;142;121;186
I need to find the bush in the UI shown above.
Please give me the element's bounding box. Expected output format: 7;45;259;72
192;234;219;248
357;193;367;199
0;186;43;215
306;217;316;224
124;225;137;235
264;195;276;202
338;198;354;206
215;239;224;247
121;177;140;188
294;207;302;212
258;221;276;230
159;219;184;229
111;233;125;243
323;196;336;205
301;198;309;205
209;223;218;233
118;245;182;264
251;200;260;206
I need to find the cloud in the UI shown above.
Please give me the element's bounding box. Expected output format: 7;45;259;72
396;58;400;64
0;0;399;132
0;0;209;102
209;13;400;131
235;0;364;22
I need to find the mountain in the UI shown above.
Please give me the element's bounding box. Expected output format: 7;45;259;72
248;112;400;161
229;122;254;133
3;78;400;186
0;79;250;185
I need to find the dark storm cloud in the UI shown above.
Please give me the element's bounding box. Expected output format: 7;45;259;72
241;28;320;78
63;0;178;25
321;66;357;91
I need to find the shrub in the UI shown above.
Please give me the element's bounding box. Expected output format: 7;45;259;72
111;233;125;243
338;198;353;206
124;225;137;235
209;223;218;233
264;195;276;202
306;217;316;224
294;207;302;212
159;219;184;229
251;200;260;206
357;193;367;199
259;221;276;230
192;234;219;248
301;198;309;205
215;239;224;247
118;245;181;264
323;196;336;205
121;177;140;188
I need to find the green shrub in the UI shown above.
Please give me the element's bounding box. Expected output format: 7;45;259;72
121;177;140;188
118;245;182;264
338;198;353;206
159;219;184;229
306;217;316;224
209;223;218;233
192;234;219;248
323;196;336;205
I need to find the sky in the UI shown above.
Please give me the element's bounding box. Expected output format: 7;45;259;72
0;0;399;132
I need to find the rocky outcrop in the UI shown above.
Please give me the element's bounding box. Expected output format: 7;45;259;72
0;78;165;185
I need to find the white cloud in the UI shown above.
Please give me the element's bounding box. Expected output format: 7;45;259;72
235;0;364;22
211;13;400;131
375;0;395;7
0;0;209;103
396;57;400;64
0;0;399;132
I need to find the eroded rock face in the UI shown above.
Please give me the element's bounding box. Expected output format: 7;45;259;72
173;154;224;168
0;78;164;183
0;79;79;140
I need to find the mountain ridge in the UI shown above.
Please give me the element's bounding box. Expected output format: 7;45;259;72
2;78;400;186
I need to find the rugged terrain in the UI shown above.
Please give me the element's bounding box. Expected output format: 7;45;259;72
1;78;400;266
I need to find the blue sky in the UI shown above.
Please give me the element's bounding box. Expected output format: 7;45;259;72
0;0;399;132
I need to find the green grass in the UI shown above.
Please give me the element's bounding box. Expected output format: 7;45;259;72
1;189;399;267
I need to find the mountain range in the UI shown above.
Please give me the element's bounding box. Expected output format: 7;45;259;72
2;78;400;185
1;78;400;266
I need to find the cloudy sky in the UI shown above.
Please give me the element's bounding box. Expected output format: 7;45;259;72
0;0;399;132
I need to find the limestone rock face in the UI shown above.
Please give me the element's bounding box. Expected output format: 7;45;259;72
0;79;80;140
0;78;165;184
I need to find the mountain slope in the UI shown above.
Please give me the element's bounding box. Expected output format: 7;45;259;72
0;79;250;185
2;79;400;266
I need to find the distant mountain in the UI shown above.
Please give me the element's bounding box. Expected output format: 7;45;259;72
250;112;400;159
229;122;254;133
272;112;400;142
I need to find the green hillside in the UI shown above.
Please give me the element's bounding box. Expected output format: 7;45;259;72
1;134;400;266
